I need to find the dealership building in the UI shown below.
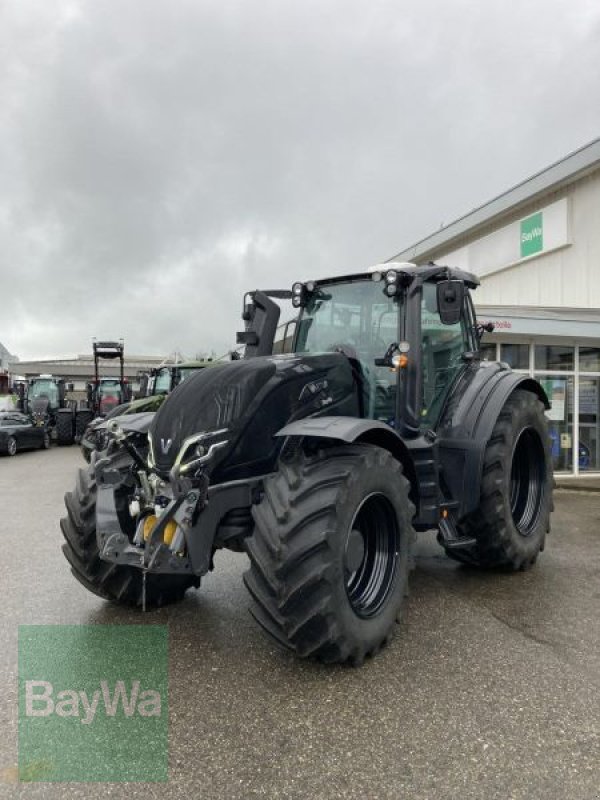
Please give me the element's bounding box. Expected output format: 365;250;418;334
390;137;600;477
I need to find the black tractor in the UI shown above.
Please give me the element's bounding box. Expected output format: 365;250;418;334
61;263;553;665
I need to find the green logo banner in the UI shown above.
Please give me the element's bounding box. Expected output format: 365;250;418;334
520;212;543;258
18;625;168;782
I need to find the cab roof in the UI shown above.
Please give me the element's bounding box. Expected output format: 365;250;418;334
309;261;479;290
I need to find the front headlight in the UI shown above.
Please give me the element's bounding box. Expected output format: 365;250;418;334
149;428;229;476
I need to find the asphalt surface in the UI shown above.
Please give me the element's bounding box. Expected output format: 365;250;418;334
1;447;599;799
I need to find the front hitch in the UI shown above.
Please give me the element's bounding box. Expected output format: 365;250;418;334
94;455;203;584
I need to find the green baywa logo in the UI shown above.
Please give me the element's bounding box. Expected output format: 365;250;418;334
19;625;168;781
25;680;161;724
521;225;542;243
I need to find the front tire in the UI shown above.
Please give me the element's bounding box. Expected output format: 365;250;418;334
444;389;553;570
6;436;17;456
244;444;415;665
60;453;198;607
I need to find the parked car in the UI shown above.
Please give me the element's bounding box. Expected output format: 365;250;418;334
0;411;50;455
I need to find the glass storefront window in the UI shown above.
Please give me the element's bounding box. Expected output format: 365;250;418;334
493;340;600;473
579;347;600;373
534;345;574;371
479;343;497;361
500;343;529;370
579;377;600;472
538;376;574;472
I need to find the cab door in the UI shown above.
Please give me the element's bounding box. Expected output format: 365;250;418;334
420;282;474;430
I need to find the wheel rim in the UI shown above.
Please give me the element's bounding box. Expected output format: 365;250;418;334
44;434;50;448
7;437;16;456
510;427;545;536
344;492;400;618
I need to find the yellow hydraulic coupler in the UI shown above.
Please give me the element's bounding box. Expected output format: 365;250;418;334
142;515;178;547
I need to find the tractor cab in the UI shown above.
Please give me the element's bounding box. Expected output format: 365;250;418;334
26;376;64;421
95;378;127;415
151;361;214;396
288;263;480;438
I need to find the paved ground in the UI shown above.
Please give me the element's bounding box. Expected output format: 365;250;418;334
556;475;600;492
1;447;599;799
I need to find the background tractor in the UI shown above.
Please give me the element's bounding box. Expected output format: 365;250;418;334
86;340;131;418
61;263;553;665
148;361;214;396
21;375;89;444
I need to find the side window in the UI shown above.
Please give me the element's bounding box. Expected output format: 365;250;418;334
421;282;471;428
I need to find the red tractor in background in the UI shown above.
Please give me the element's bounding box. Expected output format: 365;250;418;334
87;340;131;418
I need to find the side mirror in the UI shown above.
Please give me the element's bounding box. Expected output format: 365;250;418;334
241;292;255;322
237;291;281;358
436;280;465;325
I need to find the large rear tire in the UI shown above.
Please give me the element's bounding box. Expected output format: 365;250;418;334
244;444;415;665
55;411;74;445
61;453;198;607
443;389;553;570
75;410;93;442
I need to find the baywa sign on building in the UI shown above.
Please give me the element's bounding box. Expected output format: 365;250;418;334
438;198;568;279
18;625;168;782
520;211;543;258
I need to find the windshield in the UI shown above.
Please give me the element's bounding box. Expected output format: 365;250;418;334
154;369;171;394
296;280;399;421
98;380;122;398
177;366;204;384
29;379;60;408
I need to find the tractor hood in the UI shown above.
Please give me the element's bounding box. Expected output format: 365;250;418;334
30;396;50;417
148;353;360;479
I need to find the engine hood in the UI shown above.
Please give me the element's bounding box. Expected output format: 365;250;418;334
30;397;50;416
148;353;359;475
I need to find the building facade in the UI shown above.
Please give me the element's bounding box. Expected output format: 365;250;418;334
389;138;600;476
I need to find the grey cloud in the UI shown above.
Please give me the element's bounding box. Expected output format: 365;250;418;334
1;0;600;359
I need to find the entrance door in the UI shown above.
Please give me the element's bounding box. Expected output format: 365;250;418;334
578;377;600;471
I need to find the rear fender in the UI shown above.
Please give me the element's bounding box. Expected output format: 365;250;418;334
438;363;550;517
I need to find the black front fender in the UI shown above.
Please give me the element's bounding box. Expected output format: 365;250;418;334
276;416;398;442
276;416;420;510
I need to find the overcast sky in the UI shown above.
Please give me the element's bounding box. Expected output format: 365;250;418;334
2;0;600;361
